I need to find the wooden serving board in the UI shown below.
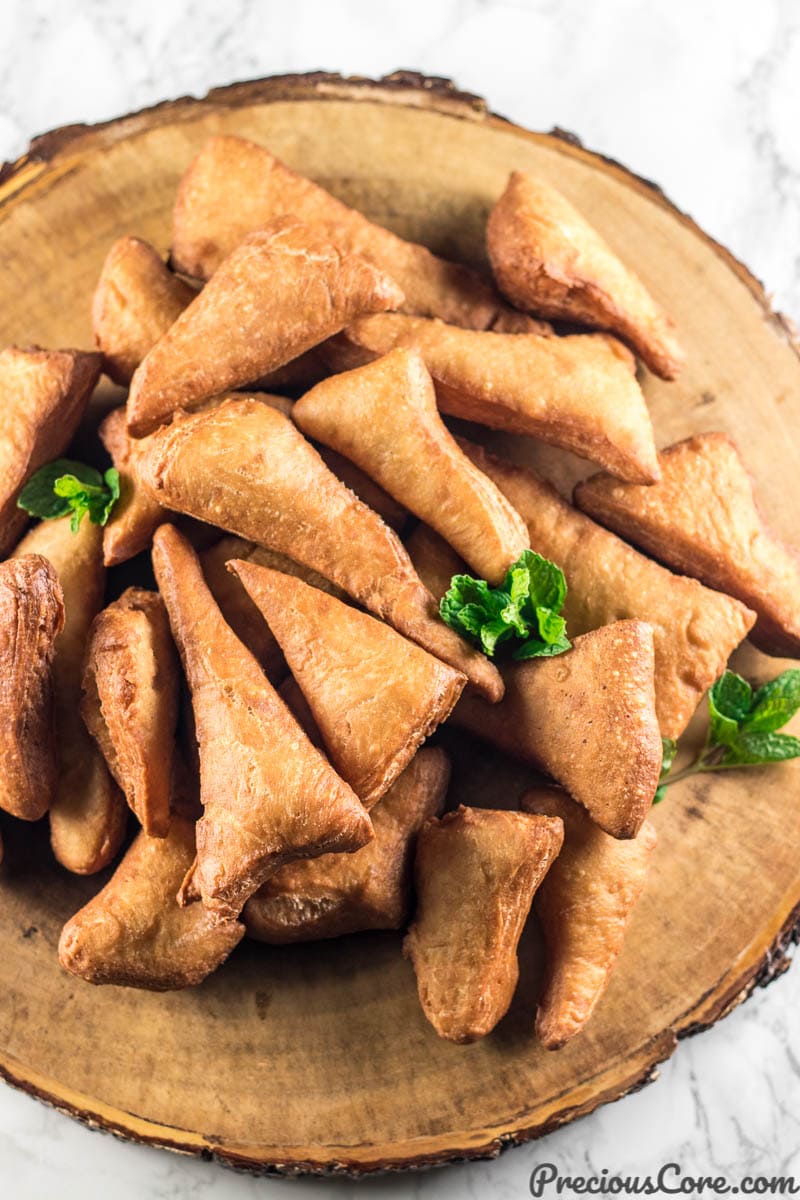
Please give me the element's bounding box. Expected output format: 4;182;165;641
0;72;799;1177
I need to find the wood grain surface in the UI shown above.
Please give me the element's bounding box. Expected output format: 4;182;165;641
0;71;798;1177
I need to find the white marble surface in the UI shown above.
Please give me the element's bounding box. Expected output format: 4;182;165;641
2;0;800;1195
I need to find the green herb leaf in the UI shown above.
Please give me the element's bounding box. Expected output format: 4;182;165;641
17;459;120;533
743;669;800;734
721;731;800;766
708;687;741;747
709;671;752;722
513;633;571;661
440;551;571;660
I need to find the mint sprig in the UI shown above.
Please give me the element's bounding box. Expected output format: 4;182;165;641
439;550;571;660
656;669;800;799
18;459;120;533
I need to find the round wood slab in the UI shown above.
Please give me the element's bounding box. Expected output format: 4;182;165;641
0;72;799;1177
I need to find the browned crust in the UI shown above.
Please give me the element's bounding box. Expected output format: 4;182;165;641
0;68;798;1179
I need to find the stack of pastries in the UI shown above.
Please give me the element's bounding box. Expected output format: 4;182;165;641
2;135;798;1051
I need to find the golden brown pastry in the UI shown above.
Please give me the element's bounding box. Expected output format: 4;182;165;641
486;171;684;379
152;524;373;922
229;562;466;808
325;313;659;484
293;348;529;583
245;747;451;943
58;815;244;990
199;536;348;681
92;235;197;384
99;406;169;566
136;398;502;701
0;555;64;821
0;347;101;556
521;787;657;1048
81;588;179;838
92;235;325;394
453;621;661;839
462;440;756;738
170;134;547;331
404;806;563;1042
575;432;800;658
405;522;467;601
101;392;293;566
127;217;403;436
13;518;127;873
318;446;407;532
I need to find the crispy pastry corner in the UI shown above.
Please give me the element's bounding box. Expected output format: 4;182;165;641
486;170;684;379
58;814;244;990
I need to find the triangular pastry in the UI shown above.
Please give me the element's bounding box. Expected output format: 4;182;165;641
487;171;684;379
135;398;502;700
151;524;373;923
294;348;529;583
127;217;403;435
404;805;563;1042
229;561;465;808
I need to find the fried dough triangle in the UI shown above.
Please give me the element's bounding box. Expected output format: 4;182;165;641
461;440;756;738
575;432;800;658
200;536;347;681
127;217;403;436
170;134;548;332
521;787;657;1048
99;407;169;566
293;348;529;583
452;620;661;838
0;555;64;821
92;236;196;385
229;562;466;809
0;347;101;556
151;524;373;922
245;747;451;943
14;518;127;873
487;171;684;379
82;588;179;838
136;398;502;700
58;814;244;990
100;393;289;566
326;313;659;484
404;806;563;1043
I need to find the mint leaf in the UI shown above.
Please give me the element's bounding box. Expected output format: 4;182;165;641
17;458;120;533
17;459;88;520
708;687;741;747
744;669;800;734
513;632;571;661
505;550;566;618
440;551;570;660
722;731;800;766
660;737;677;777
709;671;752;722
